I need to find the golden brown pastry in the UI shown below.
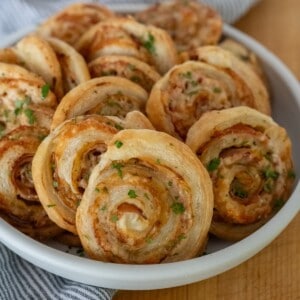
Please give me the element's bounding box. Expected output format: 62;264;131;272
76;129;213;263
32;113;153;234
45;37;91;94
219;38;268;89
135;0;223;51
51;77;148;130
37;3;115;46
0;126;62;240
88;55;160;92
16;35;64;100
0;48;23;65
0;63;56;136
181;46;270;114
186;107;295;241
146;59;269;141
75;17;179;74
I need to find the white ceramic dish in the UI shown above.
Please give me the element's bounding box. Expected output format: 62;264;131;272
0;19;299;290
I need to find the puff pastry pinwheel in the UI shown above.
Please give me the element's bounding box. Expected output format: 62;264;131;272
181;46;270;114
0;126;62;240
16;35;64;100
186;106;295;241
219;38;268;89
45;37;91;94
32;113;153;234
51;77;148;129
146;59;269;141
75;17;178;74
88;55;160;92
37;3;115;46
135;0;222;51
76;129;213;264
0;63;56;136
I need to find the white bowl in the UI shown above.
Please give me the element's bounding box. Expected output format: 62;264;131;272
0;23;299;290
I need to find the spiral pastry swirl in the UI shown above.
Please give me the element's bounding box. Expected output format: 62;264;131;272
51;77;148;130
146;60;268;141
75;17;178;74
0;63;56;136
186;107;295;241
135;0;222;51
76;129;213;263
88;55;160;92
0;126;62;240
32;113;153;234
181;46;270;115
37;3;115;46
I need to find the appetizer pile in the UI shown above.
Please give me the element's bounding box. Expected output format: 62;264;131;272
0;1;295;264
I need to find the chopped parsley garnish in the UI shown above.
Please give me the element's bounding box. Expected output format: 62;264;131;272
263;168;279;180
14;97;36;124
41;83;50;99
128;189;137;198
100;205;107;211
213;87;222;93
95;187;100;193
112;162;124;178
145;237;153;244
52;180;58;188
114;123;124;130
181;71;192;79
47;204;56;208
233;186;248;198
168;181;173;187
206;158;220;172
24;108;36;125
114;140;123;148
144;193;150;200
111;215;119;222
142;33;156;54
171;202;185;214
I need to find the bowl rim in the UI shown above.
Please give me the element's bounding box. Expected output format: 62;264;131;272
0;23;299;290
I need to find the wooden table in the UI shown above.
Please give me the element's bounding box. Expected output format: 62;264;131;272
115;0;300;299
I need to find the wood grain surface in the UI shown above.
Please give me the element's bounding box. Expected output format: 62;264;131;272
114;0;300;299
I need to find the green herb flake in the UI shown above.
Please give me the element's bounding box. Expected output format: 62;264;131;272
168;181;173;187
213;87;222;93
233;186;248;198
143;33;156;54
111;215;119;222
95;187;100;193
114;123;124;130
171;202;185;215
156;158;161;164
144;193;150;200
112;162;124;178
114;140;123;148
263;168;279;180
47;204;56;208
41;83;50;99
100;205;107;211
52;180;58;188
206;158;220;172
263;182;272;193
24;108;36;125
128;189;137;198
145;237;153;244
181;71;192;79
